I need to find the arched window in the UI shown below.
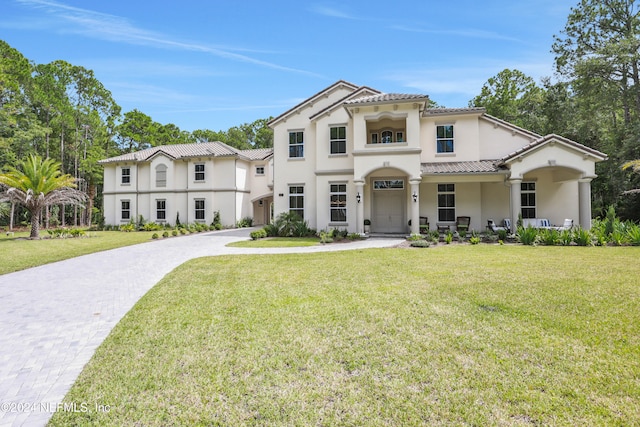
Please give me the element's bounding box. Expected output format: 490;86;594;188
156;164;167;187
381;130;393;144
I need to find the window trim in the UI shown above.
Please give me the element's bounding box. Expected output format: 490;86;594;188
521;182;536;219
255;166;265;175
121;167;131;185
194;199;205;222
436;124;455;154
121;200;131;221
288;131;304;158
289;185;304;219
330;183;347;223
194;163;205;182
156;199;166;221
437;183;455;222
330;126;346;154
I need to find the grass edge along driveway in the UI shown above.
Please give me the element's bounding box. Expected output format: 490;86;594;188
50;246;640;426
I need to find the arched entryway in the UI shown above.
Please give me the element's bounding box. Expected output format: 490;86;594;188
370;178;406;233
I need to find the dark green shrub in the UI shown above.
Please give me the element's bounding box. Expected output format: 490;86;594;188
497;228;508;241
162;231;169;238
171;230;178;237
626;223;640;246
273;212;310;237
151;233;159;239
250;229;267;240
410;240;430;248
559;229;573;246
517;226;538;245
237;217;253;228
538;228;560;246
263;224;278;237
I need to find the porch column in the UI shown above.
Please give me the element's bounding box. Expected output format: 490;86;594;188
355;180;365;235
509;178;522;233
410;179;421;235
578;178;593;230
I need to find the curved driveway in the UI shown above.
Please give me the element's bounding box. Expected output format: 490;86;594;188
0;229;403;426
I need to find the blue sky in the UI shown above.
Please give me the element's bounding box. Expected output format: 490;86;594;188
2;0;576;132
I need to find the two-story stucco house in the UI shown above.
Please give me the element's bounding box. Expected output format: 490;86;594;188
99;142;273;227
268;80;607;234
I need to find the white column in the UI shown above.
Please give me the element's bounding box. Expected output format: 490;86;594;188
578;178;593;230
509;178;522;233
355;181;365;235
410;179;421;235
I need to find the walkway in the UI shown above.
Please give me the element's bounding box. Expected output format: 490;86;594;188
0;229;403;426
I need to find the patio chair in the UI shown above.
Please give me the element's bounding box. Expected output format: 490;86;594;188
456;216;470;233
419;216;429;234
503;218;512;231
558;218;574;230
538;218;552;229
487;219;505;233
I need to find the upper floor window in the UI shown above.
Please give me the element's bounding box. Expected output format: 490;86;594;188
437;184;455;222
289;131;304;158
521;182;536;219
256;166;265;175
436;125;454;153
156;164;167;187
330;126;346;154
194;163;205;181
121;168;130;184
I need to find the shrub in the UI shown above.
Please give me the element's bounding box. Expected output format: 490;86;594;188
250;229;267;240
517;226;538;246
572;227;592;246
538;228;560;246
119;223;135;232
444;232;453;244
410;240;430;248
497;228;508;241
469;236;480;245
151;233;159;239
627;223;640;246
407;233;423;241
212;211;221;228
263;223;278;237
319;231;333;244
143;222;162;231
214;223;222;230
162;231;169;238
273;212;308;237
236;217;253;228
179;228;187;235
347;233;362;240
175;212;181;228
559;229;573;246
171;230;178;237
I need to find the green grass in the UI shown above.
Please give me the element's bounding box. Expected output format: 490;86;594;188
227;236;321;248
0;231;159;275
49;246;640;426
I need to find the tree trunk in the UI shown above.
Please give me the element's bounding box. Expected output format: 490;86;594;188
30;210;41;239
9;202;15;231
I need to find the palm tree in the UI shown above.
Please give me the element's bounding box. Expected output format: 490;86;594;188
622;160;640;194
0;155;87;239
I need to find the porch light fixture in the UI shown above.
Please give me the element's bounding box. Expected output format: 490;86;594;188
356;192;361;203
412;191;418;203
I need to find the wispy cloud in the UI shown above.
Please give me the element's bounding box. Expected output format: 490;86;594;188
16;0;323;77
389;24;524;43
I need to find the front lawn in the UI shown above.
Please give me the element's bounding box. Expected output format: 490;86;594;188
0;231;159;275
50;246;640;426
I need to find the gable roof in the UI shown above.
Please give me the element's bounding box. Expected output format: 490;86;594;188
267;80;360;127
309;86;382;121
422;160;504;175
423;107;486;117
499;134;608;165
99;141;273;164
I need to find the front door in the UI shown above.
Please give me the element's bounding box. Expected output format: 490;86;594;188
372;180;405;233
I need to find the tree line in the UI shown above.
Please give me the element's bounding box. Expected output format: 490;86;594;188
0;40;273;228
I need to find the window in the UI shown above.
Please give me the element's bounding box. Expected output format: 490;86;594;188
194;163;205;181
330;126;346;154
437;184;455;221
256;166;265;175
521;182;536;219
396;131;404;142
330;184;347;222
436;125;454;153
156;200;166;221
370;133;379;144
289;131;304;158
195;199;205;221
373;180;404;190
121;200;130;220
289;186;304;219
381;130;393;144
156;164;167;187
121;168;130;184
